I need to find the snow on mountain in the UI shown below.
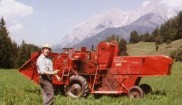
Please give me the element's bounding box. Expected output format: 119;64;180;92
72;12;167;48
140;1;178;20
55;0;179;50
59;8;138;47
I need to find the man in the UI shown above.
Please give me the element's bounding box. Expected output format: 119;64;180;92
36;44;60;105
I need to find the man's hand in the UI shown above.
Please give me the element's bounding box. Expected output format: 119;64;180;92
53;70;60;75
55;75;62;81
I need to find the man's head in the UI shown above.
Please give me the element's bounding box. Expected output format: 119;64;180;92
42;44;52;56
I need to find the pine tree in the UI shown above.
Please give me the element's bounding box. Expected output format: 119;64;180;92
0;17;14;68
143;32;153;42
119;38;128;56
175;11;182;39
151;27;159;41
15;41;40;68
168;18;177;40
129;31;140;43
15;40;28;67
160;23;171;42
12;41;19;68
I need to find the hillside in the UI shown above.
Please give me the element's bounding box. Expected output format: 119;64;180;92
127;39;182;56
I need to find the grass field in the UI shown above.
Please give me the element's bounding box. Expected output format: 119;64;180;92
0;62;182;105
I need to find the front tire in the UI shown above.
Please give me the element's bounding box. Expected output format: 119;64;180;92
65;75;89;99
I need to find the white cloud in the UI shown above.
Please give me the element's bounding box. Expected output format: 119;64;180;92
161;0;182;10
9;23;24;33
142;0;182;10
142;0;151;7
0;0;33;19
0;0;33;44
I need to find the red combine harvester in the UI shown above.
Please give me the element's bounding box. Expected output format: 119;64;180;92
19;41;173;99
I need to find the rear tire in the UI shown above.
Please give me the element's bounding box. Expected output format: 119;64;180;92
139;84;152;94
65;75;89;99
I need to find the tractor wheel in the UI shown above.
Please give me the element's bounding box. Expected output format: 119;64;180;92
139;84;152;94
65;75;89;99
128;86;144;99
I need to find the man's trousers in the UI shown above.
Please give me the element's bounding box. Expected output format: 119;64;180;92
39;75;54;105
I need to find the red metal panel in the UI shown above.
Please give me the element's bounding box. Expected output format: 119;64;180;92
140;55;173;76
19;52;40;84
111;55;173;76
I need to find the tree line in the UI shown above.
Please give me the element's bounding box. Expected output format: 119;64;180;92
0;18;40;69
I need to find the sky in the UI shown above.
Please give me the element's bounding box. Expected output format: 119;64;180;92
0;0;182;46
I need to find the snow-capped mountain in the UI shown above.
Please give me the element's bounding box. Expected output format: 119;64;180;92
54;1;179;50
59;8;141;47
72;12;167;48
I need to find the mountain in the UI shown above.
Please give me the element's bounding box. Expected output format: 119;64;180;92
54;1;179;51
58;8;142;48
72;12;167;48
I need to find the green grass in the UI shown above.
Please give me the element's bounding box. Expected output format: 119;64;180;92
0;62;182;105
127;39;182;56
0;69;41;105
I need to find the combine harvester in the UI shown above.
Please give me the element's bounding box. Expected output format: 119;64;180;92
19;41;173;99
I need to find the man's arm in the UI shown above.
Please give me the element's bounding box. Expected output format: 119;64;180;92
44;70;59;75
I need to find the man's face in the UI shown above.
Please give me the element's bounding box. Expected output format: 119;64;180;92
42;48;51;56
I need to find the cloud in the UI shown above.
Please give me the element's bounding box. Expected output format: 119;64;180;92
142;0;151;7
9;23;24;33
161;0;182;10
0;0;33;19
142;0;182;10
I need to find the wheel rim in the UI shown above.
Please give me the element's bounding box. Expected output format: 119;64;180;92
130;90;141;98
128;86;144;99
66;75;89;99
70;83;82;96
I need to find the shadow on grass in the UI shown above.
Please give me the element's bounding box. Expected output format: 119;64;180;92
93;89;167;99
25;85;66;95
54;86;65;95
150;89;167;96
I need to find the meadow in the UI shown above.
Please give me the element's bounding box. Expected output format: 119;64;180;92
127;39;182;56
0;62;182;105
